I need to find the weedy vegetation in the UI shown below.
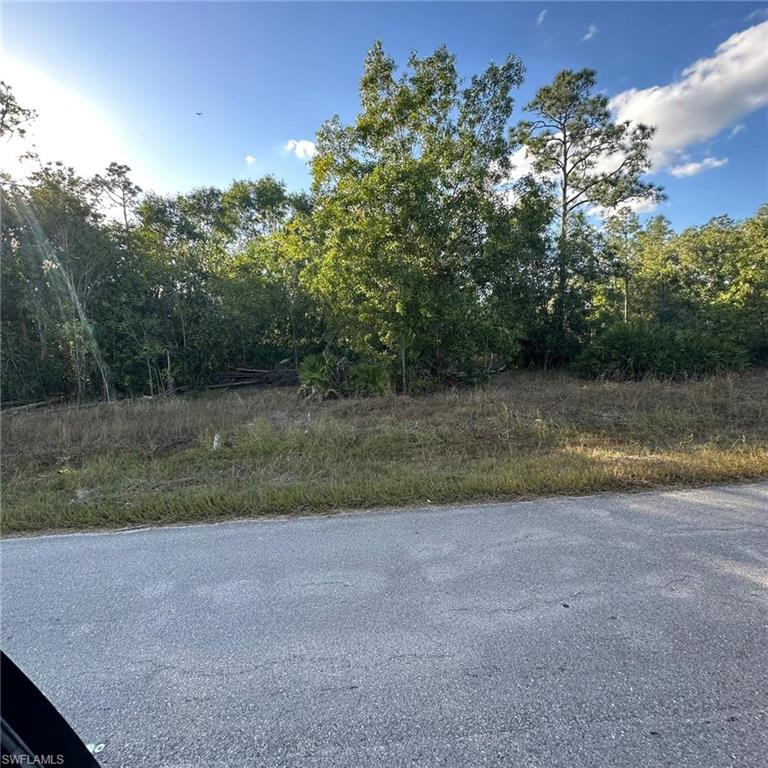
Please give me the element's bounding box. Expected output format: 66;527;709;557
2;370;766;534
2;49;766;536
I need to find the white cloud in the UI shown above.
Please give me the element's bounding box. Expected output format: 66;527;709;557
284;139;317;160
668;156;728;177
729;123;746;138
586;197;662;222
244;154;256;164
622;197;661;215
507;147;537;179
745;7;768;21
499;148;555;205
537;9;547;26
581;24;598;42
506;142;616;185
610;21;768;169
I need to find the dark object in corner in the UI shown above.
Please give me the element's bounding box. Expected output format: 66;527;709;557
1;650;100;766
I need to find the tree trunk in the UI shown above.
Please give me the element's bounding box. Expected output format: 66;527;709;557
623;275;630;323
166;349;174;393
289;298;299;369
401;335;407;394
95;353;112;403
556;149;569;358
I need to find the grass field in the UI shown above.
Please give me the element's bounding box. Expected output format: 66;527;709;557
2;370;767;534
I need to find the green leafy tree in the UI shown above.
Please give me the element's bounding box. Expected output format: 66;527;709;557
1;162;119;401
604;207;641;322
673;209;768;362
2;52;764;404
0;80;36;139
307;42;526;389
479;177;557;366
93;163;142;231
515;69;663;359
631;215;686;324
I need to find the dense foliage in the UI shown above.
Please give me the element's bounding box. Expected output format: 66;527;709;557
575;323;750;380
1;49;766;403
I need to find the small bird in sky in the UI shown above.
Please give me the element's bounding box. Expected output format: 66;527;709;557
195;111;203;116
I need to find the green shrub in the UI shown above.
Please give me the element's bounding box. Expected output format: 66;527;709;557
576;322;749;380
298;351;347;399
744;326;768;367
299;351;391;398
348;360;390;396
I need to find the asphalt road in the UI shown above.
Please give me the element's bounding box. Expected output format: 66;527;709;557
2;483;767;767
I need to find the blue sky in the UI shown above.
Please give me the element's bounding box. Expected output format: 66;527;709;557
2;2;767;228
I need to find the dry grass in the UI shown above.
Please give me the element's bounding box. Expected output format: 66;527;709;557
2;370;767;534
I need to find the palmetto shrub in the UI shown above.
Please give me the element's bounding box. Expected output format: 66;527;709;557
299;351;390;398
576;322;749;380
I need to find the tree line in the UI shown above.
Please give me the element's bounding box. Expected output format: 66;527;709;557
1;45;766;403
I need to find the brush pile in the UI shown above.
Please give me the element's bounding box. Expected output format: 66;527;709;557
211;367;298;389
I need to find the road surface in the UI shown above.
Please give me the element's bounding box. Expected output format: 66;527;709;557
2;483;767;767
